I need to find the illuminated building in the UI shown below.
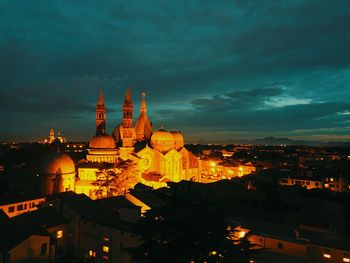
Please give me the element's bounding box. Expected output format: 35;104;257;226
0;196;46;218
230;217;350;263
86;89;118;163
39;88;201;197
135;92;152;142
44;128;66;144
202;160;256;180
279;176;350;192
40;152;76;195
45;191;139;262
0;207;69;262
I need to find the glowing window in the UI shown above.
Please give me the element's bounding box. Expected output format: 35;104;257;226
57;230;63;239
103;246;109;253
323;249;331;259
89;250;96;257
323;253;331;258
103;237;109;242
344;258;350;262
239;231;246;238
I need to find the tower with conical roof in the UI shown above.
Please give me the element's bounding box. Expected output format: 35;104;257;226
96;88;106;135
135;91;152;141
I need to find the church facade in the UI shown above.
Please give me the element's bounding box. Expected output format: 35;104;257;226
40;88;201;198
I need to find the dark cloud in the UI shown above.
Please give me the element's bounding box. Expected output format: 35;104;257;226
0;0;349;141
192;87;284;111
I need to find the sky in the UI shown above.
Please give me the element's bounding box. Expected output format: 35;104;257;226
0;0;350;143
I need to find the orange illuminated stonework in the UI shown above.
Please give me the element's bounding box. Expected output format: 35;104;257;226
40;88;202;197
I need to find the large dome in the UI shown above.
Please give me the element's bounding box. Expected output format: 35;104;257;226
89;134;116;149
151;129;175;153
171;131;184;150
41;152;75;175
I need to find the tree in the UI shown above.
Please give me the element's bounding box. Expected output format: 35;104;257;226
92;160;137;198
130;190;259;263
92;163;120;198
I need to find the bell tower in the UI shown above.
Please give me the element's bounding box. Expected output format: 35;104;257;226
120;88;135;160
96;88;106;135
122;88;134;147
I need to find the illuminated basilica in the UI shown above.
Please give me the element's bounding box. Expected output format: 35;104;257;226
40;89;201;198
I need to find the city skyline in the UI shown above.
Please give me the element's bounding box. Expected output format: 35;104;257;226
1;1;350;142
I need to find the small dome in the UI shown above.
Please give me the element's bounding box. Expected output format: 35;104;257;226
151;129;175;153
89;134;116;149
171;131;184;150
41;152;75;175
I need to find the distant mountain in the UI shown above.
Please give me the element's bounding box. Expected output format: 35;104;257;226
249;136;350;147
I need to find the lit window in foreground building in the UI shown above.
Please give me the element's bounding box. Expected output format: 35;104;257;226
103;246;109;253
239;230;246;238
323;253;331;259
57;230;63;239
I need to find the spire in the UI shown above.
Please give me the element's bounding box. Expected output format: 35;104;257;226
140;91;147;113
124;87;132;103
97;88;105;106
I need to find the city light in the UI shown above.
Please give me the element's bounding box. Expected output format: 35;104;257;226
323;253;331;259
103;246;109;253
56;230;63;239
239;231;246;238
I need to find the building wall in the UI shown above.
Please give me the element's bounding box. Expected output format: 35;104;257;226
8;235;51;263
119;207;141;223
79;220;137;263
279;178;323;190
307;244;350;263
47;224;70;259
259;236;307;259
0;197;46;218
137;147;197;185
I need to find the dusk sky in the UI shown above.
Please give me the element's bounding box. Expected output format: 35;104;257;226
1;0;350;143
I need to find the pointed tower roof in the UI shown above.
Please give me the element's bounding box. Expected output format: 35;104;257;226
140;91;147;113
135;91;152;141
124;87;132;103
97;88;105;106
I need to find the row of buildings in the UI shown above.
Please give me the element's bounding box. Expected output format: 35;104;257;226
2;179;350;263
0;184;164;262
